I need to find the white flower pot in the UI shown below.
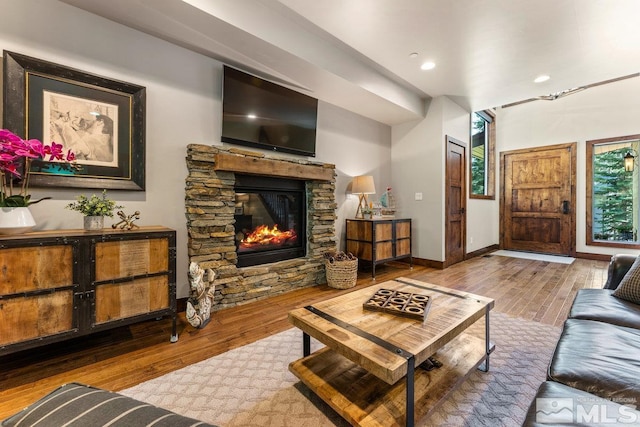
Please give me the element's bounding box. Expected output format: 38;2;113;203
84;216;104;231
0;207;36;235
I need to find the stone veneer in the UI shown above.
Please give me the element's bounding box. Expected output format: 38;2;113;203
185;144;337;310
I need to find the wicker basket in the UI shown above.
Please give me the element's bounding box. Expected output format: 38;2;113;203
325;255;358;289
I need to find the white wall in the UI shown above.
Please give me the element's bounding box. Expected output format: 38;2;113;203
391;96;473;262
497;76;640;257
1;0;393;296
392;98;443;261
315;103;392;248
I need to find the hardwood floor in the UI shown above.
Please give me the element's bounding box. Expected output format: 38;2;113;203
0;253;609;420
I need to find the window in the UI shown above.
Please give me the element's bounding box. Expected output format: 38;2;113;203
470;110;495;199
587;135;640;248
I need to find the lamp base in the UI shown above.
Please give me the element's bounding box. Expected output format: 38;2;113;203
355;194;369;219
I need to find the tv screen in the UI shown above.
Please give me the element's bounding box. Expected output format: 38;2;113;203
222;66;318;157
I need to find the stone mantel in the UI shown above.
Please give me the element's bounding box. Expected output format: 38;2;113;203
185;144;337;310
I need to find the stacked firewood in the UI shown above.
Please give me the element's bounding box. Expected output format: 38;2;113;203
323;251;357;263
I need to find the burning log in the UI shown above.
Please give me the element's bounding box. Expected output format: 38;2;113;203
240;224;297;249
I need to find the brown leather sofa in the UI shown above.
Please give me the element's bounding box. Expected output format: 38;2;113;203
522;255;640;426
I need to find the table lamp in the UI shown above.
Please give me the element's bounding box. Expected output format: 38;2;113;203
352;175;376;219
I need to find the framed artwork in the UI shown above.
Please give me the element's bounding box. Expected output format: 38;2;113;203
3;51;146;190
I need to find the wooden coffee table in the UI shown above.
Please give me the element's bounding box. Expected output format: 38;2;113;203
288;277;495;427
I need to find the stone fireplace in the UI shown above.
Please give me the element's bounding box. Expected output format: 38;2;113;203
185;144;337;310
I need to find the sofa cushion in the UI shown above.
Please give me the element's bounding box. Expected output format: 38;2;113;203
1;382;215;427
548;319;640;403
569;288;640;329
613;256;640;303
522;381;640;426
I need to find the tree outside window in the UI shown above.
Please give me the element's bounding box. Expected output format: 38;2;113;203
471;113;487;194
470;110;495;199
587;136;640;248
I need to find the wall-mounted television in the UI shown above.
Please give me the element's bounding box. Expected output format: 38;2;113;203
221;66;318;157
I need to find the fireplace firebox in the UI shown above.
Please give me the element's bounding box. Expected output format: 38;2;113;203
234;174;306;267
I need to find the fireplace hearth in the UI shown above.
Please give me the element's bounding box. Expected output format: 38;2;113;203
185;145;337;310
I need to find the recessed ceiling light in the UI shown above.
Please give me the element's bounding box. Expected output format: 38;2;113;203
421;61;436;71
534;75;550;83
409;52;418;59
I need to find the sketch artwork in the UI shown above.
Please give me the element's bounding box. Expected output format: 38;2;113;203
45;91;119;167
186;262;216;329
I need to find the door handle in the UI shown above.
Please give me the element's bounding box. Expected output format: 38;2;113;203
459;208;465;214
562;200;570;214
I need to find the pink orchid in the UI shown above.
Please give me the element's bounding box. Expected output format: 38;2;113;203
25;138;48;157
1;162;20;177
0;129;22;143
0;129;76;206
45;142;65;161
0;153;17;162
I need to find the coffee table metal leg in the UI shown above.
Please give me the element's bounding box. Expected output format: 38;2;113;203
406;356;415;427
303;332;310;357
479;306;495;372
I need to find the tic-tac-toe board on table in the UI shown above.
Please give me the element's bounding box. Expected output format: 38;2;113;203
363;288;432;321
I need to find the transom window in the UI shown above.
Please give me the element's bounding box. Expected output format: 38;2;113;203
586;135;640;248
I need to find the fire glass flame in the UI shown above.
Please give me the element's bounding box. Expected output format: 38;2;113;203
239;224;298;250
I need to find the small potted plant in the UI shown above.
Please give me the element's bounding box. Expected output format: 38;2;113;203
362;202;373;219
65;189;123;230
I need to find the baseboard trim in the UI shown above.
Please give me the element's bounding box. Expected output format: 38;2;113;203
400;245;500;270
466;244;499;260
575;252;614;262
409;257;445;269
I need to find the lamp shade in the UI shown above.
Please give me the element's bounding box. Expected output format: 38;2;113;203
352;175;376;194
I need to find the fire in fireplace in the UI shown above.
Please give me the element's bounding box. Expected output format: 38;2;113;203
234;174;306;267
239;224;297;249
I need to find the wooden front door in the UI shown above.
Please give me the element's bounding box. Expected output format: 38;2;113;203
445;136;466;266
501;143;576;255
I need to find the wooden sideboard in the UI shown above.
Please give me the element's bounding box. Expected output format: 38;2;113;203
0;226;177;356
345;218;412;278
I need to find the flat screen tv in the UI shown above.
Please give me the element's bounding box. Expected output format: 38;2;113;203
222;66;318;157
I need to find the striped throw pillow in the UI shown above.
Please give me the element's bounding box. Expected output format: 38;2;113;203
613;256;640;304
1;382;215;427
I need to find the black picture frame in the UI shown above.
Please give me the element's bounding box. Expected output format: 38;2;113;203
3;51;145;191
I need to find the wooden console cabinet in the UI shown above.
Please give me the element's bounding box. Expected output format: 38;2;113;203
346;218;412;278
0;226;177;356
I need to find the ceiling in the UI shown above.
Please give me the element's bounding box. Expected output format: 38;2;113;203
60;0;640;126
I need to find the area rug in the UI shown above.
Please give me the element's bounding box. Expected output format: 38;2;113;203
121;312;561;426
492;250;575;265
